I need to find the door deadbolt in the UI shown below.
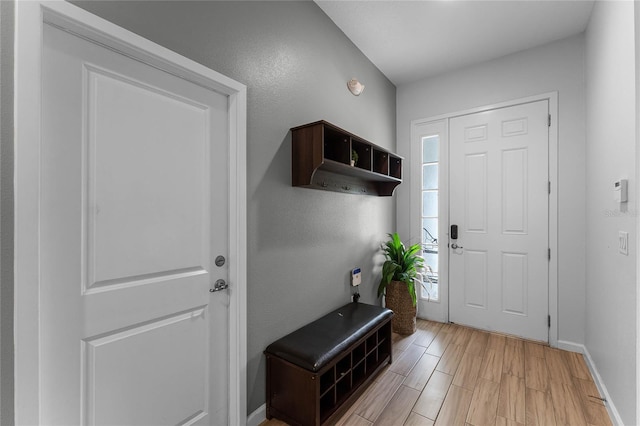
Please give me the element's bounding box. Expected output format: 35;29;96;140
214;255;226;267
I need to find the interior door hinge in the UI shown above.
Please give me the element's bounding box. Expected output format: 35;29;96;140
548;181;551;194
548;114;551;127
548;248;551;261
548;315;551;328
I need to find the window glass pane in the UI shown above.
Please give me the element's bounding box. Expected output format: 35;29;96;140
422;136;439;163
421;279;439;301
421;250;439;300
422;191;438;217
424;252;438;274
422;218;438;246
422;164;438;190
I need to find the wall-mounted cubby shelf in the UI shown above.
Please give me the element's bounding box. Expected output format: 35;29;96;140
291;121;403;196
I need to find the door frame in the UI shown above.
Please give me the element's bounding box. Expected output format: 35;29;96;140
410;92;558;346
14;1;248;424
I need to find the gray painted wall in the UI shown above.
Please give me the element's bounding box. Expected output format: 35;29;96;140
396;35;587;346
585;1;637;423
68;0;397;415
1;0;15;423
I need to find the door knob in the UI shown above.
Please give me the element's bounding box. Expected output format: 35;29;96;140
210;279;228;292
451;243;463;250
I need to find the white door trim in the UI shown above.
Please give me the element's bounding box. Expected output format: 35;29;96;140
410;92;558;346
14;1;247;424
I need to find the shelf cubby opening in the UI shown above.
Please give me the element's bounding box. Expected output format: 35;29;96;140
389;155;402;179
351;139;372;172
373;149;389;175
323;126;350;165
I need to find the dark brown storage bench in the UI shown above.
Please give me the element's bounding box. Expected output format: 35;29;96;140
264;303;393;426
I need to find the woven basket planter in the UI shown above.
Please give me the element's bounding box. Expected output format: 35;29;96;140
385;280;417;335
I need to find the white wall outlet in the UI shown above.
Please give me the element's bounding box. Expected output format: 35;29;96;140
619;231;629;255
351;267;362;286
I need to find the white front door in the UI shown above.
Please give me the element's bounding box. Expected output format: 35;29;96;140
448;100;549;342
40;21;229;424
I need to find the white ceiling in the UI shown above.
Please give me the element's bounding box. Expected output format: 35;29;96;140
315;0;595;85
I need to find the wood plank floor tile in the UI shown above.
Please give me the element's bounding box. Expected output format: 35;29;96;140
502;343;524;379
354;370;406;421
525;388;557;426
434;385;473;426
495;416;524;426
487;334;507;352
505;337;524;348
549;380;587;426
373;385;421;426
544;347;573;384
393;332;418;354
413;325;439;348
563;351;591;381
574;376;602;401
453;352;484;391
413;371;454;420
260;419;288;426
524;342;545;362
426;330;454;357
340;413;373;426
403;353;440;391
466;330;490;357
439;323;456;333
497;373;525;424
466;378;500;426
263;319;612;426
405;412;435;426
452;327;474;349
391;344;427;376
524;355;550;393
573;376;610;424
581;401;612;426
436;343;465;375
479;348;505;383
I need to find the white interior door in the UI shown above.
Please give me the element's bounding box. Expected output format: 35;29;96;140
449;100;549;342
41;21;229;425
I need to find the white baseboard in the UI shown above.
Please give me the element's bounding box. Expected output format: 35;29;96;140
556;340;584;353
556;341;624;426
247;403;266;426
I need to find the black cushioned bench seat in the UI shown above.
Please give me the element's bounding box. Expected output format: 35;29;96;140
265;302;393;372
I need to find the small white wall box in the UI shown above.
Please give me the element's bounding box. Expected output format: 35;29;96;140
351;268;362;286
614;179;628;203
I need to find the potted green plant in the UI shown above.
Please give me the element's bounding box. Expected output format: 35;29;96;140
377;233;425;335
351;149;359;167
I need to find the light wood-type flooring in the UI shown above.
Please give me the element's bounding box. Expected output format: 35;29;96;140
261;319;612;426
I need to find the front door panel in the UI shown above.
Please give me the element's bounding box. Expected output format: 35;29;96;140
449;101;549;342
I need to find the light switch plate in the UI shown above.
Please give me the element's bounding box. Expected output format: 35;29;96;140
619;231;629;255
